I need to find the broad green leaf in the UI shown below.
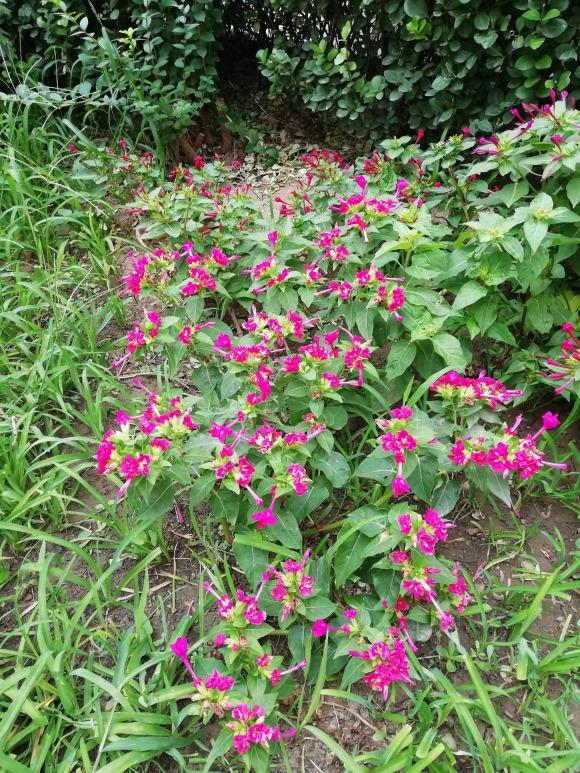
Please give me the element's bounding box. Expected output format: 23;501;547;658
432;478;460;515
404;0;428;17
232;540;269;587
566;177;580;208
486;322;516;347
406;453;438;502
498;181;529;207
526;296;553;333
302;595;337;621
356;448;395;483
372;568;401;607
386;339;417;378
470;294;498;334
334;531;372;587
286;482;329;522
452;281;488;309
467;466;511;506
317;451;350;487
264;510;302;550
432;333;467;370
523;219;548;254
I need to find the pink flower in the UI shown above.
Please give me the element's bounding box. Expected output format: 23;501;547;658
170;636;189;659
287;463;309;495
541;411;560;431
251;492;277;529
178;325;192;344
119;453;151;481
215;333;232;350
355;175;367;191
311;619;329;638
392;475;410;498
398;514;412;535
439;612;455;631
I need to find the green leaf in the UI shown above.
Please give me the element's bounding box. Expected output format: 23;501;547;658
474;30;498;49
526;296;553;333
406;453;438;502
302;595;337;621
372;568;401;606
334;531;372;587
140;481;175;520
264;510;302;550
386;340;417;378
233;533;300;560
324;404;348;429
468;466;511;506
452;281;488;309
232;540;269;587
432;478;460;515
220;371;241;399
432;333;467;370
288;623;308;661
286;482;329;522
341;20;352;39
203;728;234;773
470;295;498;334
523;220;548;254
404;0;428;18
356;448;395;483
339;658;368;692
486;322;516;346
566;178;580;209
497;181;529;207
190;474;215;508
317;452;350;487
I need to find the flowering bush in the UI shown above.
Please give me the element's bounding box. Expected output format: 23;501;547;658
88;93;577;768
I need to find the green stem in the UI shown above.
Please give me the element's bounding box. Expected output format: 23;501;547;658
302;517;348;537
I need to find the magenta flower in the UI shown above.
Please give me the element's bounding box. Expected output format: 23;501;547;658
311;619;329;638
392;475;410;498
251;503;276;529
178;325;192;344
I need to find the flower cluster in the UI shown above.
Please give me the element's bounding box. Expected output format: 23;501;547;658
449;412;566;479
349;634;413;699
430;370;523;409
204;577;268;628
300;148;348;179
170;637;235;718
170;637;297;756
396;507;454;556
314;263;406;319
377;407;420;497
227;704;295;754
112;310;162;369
96;386;198;498
268;550;314;621
121;248;179;297
540;323;580;395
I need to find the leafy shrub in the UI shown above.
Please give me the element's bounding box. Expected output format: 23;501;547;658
258;0;580;134
4;0;579;144
0;0;221;144
79;94;579;768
